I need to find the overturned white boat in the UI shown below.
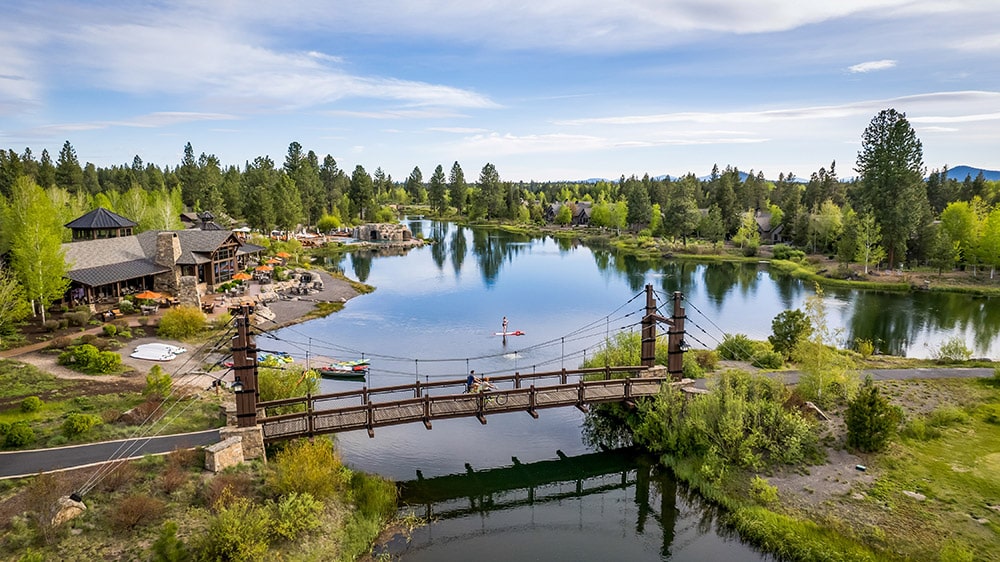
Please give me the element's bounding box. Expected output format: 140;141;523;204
130;343;188;361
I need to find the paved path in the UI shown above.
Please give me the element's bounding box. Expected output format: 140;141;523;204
0;429;221;480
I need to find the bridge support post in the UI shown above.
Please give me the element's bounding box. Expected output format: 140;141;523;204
667;291;686;380
233;306;259;428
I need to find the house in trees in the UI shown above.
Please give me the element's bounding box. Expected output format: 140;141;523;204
544;201;592;226
754;210;785;244
61;208;264;308
353;223;414;242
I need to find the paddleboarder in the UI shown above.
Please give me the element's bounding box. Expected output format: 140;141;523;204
502;316;508;334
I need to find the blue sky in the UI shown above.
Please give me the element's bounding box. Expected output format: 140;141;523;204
2;1;998;182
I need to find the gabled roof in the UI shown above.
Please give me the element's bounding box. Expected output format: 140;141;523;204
67;260;171;287
63;235;150;270
65;207;137;229
136;230;241;265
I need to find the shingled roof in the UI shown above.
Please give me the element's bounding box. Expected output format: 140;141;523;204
64;207;137;229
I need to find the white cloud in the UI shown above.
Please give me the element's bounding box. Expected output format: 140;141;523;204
848;59;897;73
26;112;238;136
429;127;491;134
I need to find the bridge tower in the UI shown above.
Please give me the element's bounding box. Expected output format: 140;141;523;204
232;306;259;427
640;285;686;379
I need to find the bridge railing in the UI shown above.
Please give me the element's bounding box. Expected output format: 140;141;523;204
257;365;650;413
257;367;669;441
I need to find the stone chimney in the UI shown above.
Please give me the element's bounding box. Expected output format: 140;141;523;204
153;232;182;293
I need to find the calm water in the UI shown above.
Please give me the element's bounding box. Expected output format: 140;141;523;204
268;220;997;561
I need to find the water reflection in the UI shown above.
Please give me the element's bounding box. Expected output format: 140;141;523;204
391;449;767;562
326;219;998;358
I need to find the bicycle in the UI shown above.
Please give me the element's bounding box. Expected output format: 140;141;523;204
467;383;508;406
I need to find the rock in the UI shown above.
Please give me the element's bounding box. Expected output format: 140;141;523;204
975;517;990;525
51;495;87;527
902;490;926;501
852;493;866;500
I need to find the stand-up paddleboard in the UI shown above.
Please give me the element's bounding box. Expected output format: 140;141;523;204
494;330;525;336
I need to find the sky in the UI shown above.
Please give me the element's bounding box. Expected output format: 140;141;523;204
1;0;999;182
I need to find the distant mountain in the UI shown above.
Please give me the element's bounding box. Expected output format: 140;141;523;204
942;165;1000;182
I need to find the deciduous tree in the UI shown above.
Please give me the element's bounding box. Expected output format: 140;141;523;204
7;176;69;323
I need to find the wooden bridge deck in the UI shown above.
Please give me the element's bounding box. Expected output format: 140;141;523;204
256;366;682;441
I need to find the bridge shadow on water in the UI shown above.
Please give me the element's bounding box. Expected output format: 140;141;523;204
390;448;745;560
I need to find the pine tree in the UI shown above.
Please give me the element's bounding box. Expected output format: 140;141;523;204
845;377;901;452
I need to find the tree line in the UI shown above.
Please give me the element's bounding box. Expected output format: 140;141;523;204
2;108;1000;329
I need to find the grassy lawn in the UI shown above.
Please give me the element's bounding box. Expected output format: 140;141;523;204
866;380;1000;560
0;359;224;450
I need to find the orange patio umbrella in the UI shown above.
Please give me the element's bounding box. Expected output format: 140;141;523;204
275;251;291;258
266;258;281;264
233;272;252;281
134;290;163;300
255;265;273;272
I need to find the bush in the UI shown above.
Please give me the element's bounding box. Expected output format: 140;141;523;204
195;495;271;562
63;413;103;437
682;353;705;378
718;333;756;361
932;337;973;362
855;338;875;358
691;349;719;371
109;493;166;531
58;344;123;374
20;396;43;413
751;350;784;369
118;300;135;314
66;311;91;327
845;377;902;452
201;472;256;509
103;323;118;337
42;320;59;333
145;365;173;398
269;492;323;542
5;422;35;447
149;520;190;562
158;306;206;340
772;244;806;261
749;475;779;504
266;437;346;500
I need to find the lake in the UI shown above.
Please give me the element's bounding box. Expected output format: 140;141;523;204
268;219;996;560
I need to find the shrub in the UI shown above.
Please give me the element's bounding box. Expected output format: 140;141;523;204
48;335;73;350
63;413;103;437
66;311;91;327
195;495;271;562
158;306;206;340
138;316;150;326
718;333;756;361
691;349;719;371
0;422;9;436
109;494;166;531
266;437;346;500
5;422;35;447
932;337;972;362
751;350;784;369
149;521;190;562
201;472;256;509
118;300;135;314
855;338;875;358
100;460;138;492
682;353;705;378
845;377;902;452
145;365;173;398
20;396;43;413
749;475;779;504
269;492;323;542
42;320;59;332
103;323;118;337
772;244;806;261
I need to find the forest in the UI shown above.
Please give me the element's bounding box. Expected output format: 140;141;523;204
2;107;1000;313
